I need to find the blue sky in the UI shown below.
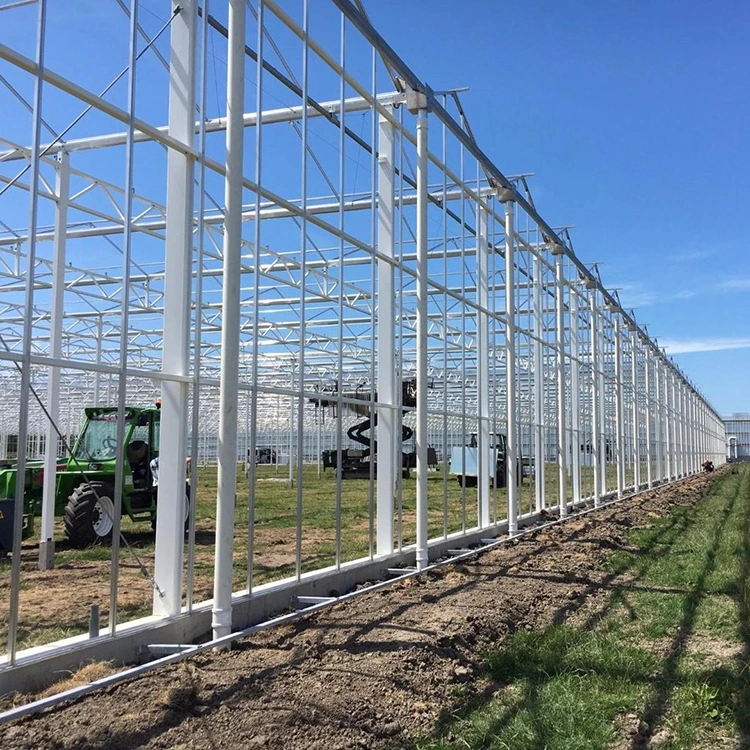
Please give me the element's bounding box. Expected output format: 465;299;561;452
0;1;746;415
363;0;749;415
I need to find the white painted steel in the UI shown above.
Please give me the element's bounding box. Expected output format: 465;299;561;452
477;207;491;528
504;199;518;533
415;105;429;571
554;249;567;517
153;0;197;618
212;0;246;640
376;107;396;556
0;0;725;689
40;150;68;569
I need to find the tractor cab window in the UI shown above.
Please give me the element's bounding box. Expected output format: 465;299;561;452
74;414;129;461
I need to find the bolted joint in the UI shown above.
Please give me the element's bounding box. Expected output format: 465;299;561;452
584;277;598;290
406;86;429;114
496;186;515;203
550;242;564;255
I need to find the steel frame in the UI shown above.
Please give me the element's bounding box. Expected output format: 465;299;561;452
0;0;725;690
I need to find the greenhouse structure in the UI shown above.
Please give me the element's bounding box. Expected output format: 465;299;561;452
0;0;725;702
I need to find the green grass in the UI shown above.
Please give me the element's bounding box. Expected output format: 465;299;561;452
0;457;687;655
417;465;750;749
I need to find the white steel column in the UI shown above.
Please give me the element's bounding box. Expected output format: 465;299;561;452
93;314;103;405
655;361;663;483
533;254;545;512
679;383;688;477
39;150;69;570
630;328;640;491
376;107;396;555
666;369;675;480
614;315;625;498
414;100;429;570
213;0;245;638
588;284;602;506
153;0;197;618
569;286;581;505
645;345;653;489
502;194;518;533
598;306;607;494
476;207;491;529
553;247;567;517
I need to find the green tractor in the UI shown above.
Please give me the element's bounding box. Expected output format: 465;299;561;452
0;405;183;552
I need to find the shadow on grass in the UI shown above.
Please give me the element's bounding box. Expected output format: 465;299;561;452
418;470;749;749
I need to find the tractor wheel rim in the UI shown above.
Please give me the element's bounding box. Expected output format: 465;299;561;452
93;495;114;537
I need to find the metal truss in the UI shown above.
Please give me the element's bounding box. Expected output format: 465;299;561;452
0;0;725;686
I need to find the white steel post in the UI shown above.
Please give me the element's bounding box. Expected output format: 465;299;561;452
569;286;581;505
667;370;675;480
376;107;396;555
679;382;688;477
598;313;607;495
476;206;491;528
153;0;197;618
414;100;429;570
39;150;69;570
553;247;567;517
645;345;653;488
533;254;545;512
93;314;103;405
502;194;518;533
614;315;625;498
630;328;640;491
213;0;245;638
655;360;663;483
588;284;602;506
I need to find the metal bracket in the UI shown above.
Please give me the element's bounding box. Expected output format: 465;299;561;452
495;186;515;203
405;86;428;114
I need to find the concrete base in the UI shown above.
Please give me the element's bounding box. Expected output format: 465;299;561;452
0;481;665;698
37;540;54;571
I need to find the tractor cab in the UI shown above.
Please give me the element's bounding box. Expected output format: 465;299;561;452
55;406;163;546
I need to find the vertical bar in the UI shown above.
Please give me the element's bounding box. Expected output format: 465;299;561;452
335;13;345;566
553;248;567;517
295;0;310;581
645;345;653;488
109;0;140;635
503;196;518;533
212;0;245;640
598;311;607;495
630;328;640;491
415;103;429;570
40;150;69;571
93;314;103;404
569;286;581;505
154;0;197;618
589;285;601;506
376;106;396;555
533;253;545;512
188;0;210;611
614;315;625;498
476;206;490;528
8;0;47;664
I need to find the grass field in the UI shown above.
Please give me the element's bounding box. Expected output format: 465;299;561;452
0;458;644;654
417;464;750;749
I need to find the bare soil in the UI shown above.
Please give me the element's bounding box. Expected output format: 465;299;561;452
0;472;719;749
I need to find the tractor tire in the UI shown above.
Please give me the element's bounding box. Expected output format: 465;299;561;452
64;482;117;548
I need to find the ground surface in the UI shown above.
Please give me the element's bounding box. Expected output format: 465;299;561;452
1;467;746;749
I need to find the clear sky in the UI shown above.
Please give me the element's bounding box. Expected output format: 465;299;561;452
364;0;749;416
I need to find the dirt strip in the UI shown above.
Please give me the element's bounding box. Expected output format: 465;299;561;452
0;472;718;749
